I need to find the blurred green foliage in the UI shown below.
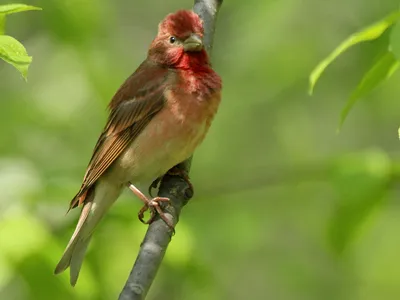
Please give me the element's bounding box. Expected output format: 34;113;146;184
1;0;400;299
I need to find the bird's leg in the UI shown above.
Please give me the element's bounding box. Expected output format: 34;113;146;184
126;182;174;229
167;166;194;197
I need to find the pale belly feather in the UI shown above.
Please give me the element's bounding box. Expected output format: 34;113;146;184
107;90;219;186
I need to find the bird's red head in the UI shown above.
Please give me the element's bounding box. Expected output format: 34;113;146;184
148;10;209;69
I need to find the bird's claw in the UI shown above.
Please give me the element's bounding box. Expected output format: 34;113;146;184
137;196;175;230
127;183;175;232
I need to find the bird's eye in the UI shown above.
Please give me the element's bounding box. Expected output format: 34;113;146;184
169;36;176;44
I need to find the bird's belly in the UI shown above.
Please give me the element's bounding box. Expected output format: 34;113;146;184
114;107;209;185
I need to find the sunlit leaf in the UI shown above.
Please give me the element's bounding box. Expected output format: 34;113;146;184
309;10;400;95
0;3;42;15
339;51;399;130
0;35;32;79
0;15;5;35
0;4;41;35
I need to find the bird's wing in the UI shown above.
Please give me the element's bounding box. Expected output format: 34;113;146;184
69;61;170;209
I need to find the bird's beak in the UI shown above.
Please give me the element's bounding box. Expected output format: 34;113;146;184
183;34;203;52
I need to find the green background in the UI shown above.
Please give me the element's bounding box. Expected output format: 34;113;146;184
1;0;400;299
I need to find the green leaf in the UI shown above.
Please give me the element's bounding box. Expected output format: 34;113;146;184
0;35;32;79
309;10;400;95
338;51;399;130
0;4;41;35
0;3;42;15
0;15;5;35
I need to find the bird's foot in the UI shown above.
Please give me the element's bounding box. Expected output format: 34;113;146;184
167;166;194;198
137;196;172;227
127;183;174;230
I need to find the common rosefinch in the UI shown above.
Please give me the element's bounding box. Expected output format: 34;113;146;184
54;10;222;286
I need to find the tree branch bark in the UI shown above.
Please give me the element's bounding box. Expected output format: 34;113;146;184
118;1;223;299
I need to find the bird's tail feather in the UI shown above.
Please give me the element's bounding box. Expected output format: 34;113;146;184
55;182;121;286
54;199;93;286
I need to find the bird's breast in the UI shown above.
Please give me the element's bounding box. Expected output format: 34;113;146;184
115;89;221;185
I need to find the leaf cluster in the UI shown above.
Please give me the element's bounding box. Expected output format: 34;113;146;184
0;3;41;79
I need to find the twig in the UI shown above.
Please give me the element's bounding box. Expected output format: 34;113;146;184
118;1;223;299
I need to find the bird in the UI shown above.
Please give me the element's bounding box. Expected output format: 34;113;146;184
54;9;222;286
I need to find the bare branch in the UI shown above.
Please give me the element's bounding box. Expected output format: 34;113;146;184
118;1;223;299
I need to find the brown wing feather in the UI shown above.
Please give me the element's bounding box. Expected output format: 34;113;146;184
69;61;170;209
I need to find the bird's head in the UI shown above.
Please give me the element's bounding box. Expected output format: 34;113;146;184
148;10;208;68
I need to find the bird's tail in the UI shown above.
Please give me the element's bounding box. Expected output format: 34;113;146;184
54;184;119;286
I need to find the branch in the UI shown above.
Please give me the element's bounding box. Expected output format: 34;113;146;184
118;1;223;299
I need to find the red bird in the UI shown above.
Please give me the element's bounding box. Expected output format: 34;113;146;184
54;10;222;286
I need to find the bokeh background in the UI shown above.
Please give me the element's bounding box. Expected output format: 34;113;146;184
1;0;400;299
